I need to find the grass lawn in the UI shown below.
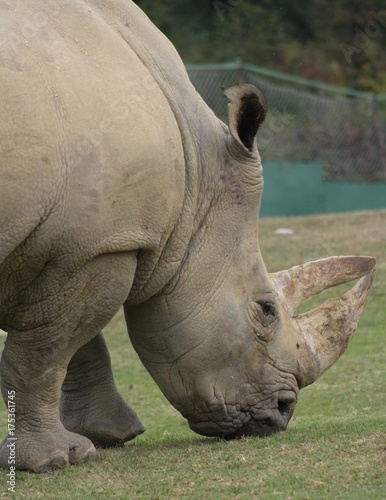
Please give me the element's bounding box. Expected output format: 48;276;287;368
1;210;385;499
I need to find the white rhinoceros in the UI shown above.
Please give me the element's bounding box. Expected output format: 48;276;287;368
0;0;375;472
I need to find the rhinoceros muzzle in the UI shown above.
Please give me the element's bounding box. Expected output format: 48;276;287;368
189;395;296;438
227;396;297;438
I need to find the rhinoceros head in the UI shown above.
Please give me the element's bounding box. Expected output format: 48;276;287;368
126;84;375;438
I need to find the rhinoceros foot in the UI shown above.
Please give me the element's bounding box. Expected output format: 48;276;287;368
61;396;145;448
60;332;145;447
0;426;96;473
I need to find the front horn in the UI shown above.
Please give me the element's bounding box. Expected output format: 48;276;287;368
271;256;376;388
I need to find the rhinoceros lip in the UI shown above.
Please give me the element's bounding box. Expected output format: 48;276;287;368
188;398;296;439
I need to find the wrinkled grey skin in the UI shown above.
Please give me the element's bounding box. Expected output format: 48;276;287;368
0;0;375;472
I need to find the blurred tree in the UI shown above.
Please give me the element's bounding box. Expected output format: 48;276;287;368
133;0;386;92
312;0;386;92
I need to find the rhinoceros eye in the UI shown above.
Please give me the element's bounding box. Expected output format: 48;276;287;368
248;300;278;341
255;300;277;327
257;300;276;317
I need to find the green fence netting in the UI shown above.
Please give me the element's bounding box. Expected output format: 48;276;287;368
186;61;386;184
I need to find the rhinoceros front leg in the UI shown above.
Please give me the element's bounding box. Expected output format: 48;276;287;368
0;332;97;472
0;252;138;472
60;331;145;447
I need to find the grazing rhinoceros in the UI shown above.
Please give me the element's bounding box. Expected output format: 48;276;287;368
0;0;375;473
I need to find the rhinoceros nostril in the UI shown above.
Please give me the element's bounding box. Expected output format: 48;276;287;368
277;398;295;427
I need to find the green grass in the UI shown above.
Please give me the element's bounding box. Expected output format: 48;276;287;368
1;210;386;499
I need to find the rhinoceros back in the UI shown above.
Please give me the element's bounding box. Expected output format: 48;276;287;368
0;0;192;271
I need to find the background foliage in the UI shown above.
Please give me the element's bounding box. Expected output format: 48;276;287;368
134;0;386;93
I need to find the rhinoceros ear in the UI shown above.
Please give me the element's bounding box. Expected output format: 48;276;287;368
223;84;267;153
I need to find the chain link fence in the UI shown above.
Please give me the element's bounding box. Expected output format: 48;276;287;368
187;61;386;183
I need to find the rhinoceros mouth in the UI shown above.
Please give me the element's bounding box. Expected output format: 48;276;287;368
188;394;296;439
